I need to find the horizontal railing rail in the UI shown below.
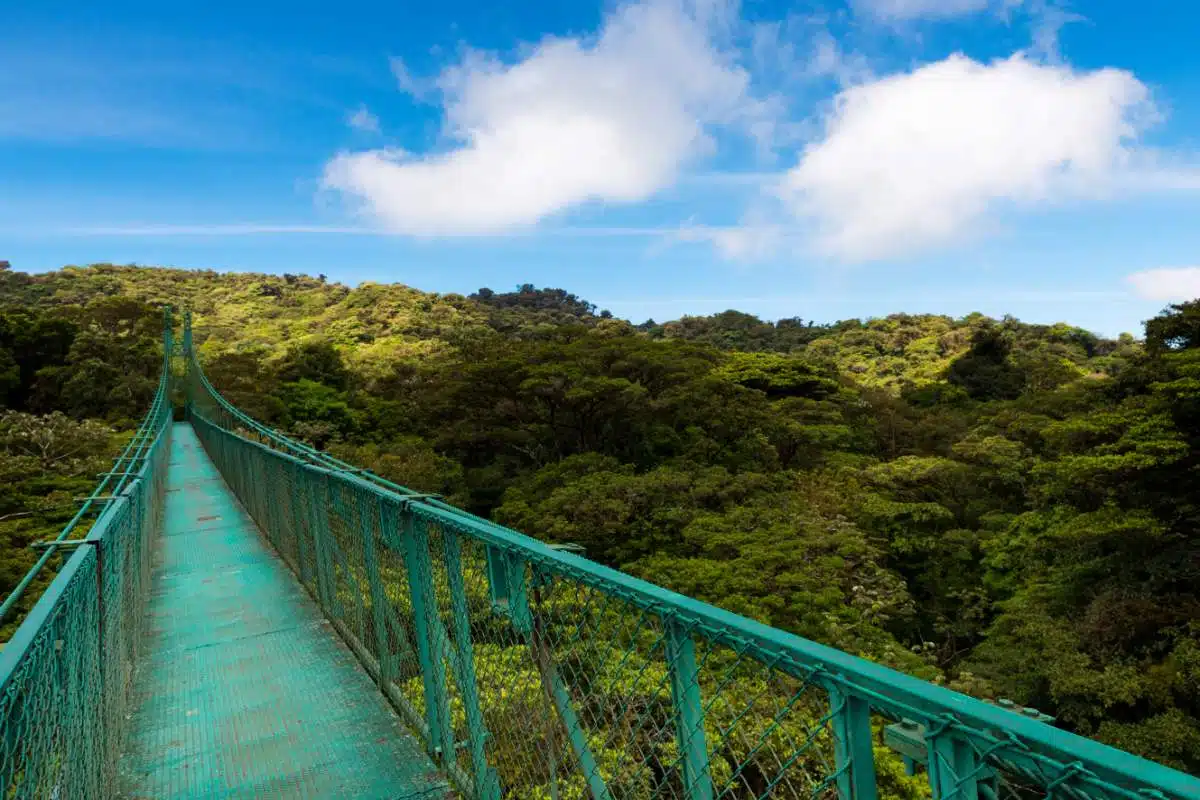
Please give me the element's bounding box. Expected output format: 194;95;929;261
0;359;171;628
183;313;1200;800
0;309;175;799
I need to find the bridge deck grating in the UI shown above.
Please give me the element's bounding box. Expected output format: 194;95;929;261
119;423;449;799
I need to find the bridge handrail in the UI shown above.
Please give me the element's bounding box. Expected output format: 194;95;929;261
0;308;175;797
184;318;1200;800
0;325;173;628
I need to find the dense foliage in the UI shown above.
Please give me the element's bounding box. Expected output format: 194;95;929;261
1;262;1196;772
0;273;165;636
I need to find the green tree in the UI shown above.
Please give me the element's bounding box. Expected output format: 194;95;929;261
276;379;355;447
1145;298;1200;353
968;301;1200;769
945;326;1025;401
32;298;161;422
0;412;116;637
277;340;351;390
0;310;77;410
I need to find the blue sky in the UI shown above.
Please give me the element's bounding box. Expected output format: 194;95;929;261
2;0;1198;335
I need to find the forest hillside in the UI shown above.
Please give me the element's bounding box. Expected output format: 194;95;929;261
1;262;1197;772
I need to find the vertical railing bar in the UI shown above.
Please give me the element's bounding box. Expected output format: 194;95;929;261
666;617;714;800
291;461;313;589
441;526;502;800
927;721;987;800
364;499;396;685
830;684;879;800
401;512;456;765
329;483;366;634
92;539;107;794
506;553;613;800
304;469;335;612
484;544;510;612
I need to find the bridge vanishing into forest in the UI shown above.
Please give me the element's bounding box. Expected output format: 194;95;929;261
0;310;1196;800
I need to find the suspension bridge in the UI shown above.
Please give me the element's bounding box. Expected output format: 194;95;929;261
0;310;1196;800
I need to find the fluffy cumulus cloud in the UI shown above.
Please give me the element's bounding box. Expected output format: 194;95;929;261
1127;268;1200;302
320;0;1184;262
323;0;760;235
779;54;1155;261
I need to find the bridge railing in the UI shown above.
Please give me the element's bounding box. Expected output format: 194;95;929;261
184;320;1200;800
0;311;174;799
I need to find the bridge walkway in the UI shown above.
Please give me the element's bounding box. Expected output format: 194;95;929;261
119;423;449;799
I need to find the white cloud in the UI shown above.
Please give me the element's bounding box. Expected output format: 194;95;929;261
59;224;375;236
780;53;1155;261
323;0;762;235
1116;165;1200;192
1127;268;1200;302
1025;2;1086;63
347;106;381;133
803;32;873;86
389;58;437;102
852;0;995;21
675;224;783;258
31;222;680;239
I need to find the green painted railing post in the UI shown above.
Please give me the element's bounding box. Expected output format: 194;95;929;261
442;530;502;800
290;465;312;589
91;539;109;789
503;551;531;635
485;545;510;614
665;618;713;800
927;725;987;800
506;554;612;800
364;502;395;686
329;486;368;634
304;470;335;612
830;685;878;800
401;511;455;765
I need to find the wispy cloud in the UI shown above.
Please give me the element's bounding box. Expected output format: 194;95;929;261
850;0;995;21
33;222;685;239
681;171;778;186
674;223;788;258
1114;164;1200;192
347;106;381;134
599;288;1132;308
58;224;378;237
1127;267;1200;302
1027;2;1086;63
389;57;438;102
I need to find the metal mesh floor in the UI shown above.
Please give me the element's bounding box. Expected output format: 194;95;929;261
119;423;449;799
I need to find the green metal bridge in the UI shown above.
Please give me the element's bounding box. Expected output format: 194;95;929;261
1;311;1197;800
